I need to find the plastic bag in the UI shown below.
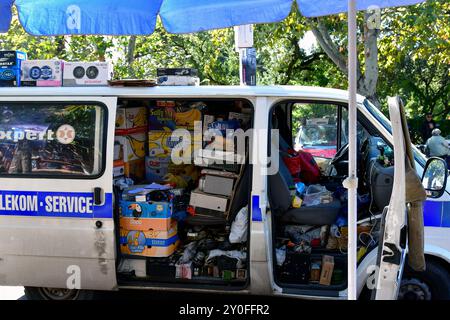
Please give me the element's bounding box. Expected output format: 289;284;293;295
276;246;286;266
229;206;248;244
303;184;333;207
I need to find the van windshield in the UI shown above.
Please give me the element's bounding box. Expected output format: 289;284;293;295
0;103;106;177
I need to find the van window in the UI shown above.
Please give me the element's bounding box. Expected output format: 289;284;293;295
0;102;106;178
292;103;338;159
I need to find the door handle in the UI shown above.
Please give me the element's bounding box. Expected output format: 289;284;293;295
94;187;104;206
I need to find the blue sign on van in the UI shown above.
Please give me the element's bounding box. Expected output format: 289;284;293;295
0;190;112;218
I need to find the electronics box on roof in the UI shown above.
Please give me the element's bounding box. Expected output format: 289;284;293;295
63;61;112;86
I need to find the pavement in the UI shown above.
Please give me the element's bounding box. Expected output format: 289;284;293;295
0;286;25;300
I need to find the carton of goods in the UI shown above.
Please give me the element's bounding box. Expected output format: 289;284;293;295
120;222;179;258
115;106;148;133
21;60;64;87
319;255;335;286
0;50;27;87
114;132;147;162
63;61;112;86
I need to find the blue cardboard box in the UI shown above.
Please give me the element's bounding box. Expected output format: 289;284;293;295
0;50;27;87
120;200;173;219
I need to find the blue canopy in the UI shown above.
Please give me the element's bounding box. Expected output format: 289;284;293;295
1;0;424;35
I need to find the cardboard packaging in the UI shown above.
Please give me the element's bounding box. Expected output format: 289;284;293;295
113;160;125;178
63;61;112;86
120;222;179;257
120;216;173;232
114;131;147;162
120;200;173;219
157;68;198;77
124;158;145;181
0;50;27;87
115;106;148;133
189;190;229;212
319;255;335;286
21;60;64;87
145;156;170;182
148;104;202;131
148;130;201;160
157;75;200;86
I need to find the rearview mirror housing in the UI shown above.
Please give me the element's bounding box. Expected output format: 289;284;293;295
421;157;448;198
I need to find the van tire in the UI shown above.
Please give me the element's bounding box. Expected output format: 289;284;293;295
399;260;450;300
24;287;95;300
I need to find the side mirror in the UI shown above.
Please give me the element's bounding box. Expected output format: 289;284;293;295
422;157;448;198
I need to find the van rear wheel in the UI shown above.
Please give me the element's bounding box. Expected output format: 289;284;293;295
24;287;95;300
399;260;450;300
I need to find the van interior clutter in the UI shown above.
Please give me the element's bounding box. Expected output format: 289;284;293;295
113;98;391;293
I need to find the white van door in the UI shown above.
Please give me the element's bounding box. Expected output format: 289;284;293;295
373;97;408;300
0;96;117;291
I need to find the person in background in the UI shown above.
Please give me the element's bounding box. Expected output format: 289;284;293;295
420;112;438;144
425;129;449;160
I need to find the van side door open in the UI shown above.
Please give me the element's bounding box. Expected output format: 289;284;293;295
373;97;409;299
0;96;117;291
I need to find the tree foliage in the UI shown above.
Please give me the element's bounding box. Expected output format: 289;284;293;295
0;2;448;142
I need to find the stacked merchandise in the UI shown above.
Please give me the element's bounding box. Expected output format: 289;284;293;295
0;51;112;87
187;110;251;223
157;68;200;86
145;100;202;188
114;103;148;182
118;184;180;259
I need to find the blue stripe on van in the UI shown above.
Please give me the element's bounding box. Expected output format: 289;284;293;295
252;195;262;222
423;200;450;228
0;190;113;219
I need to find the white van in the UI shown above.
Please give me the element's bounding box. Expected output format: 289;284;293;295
0;86;448;300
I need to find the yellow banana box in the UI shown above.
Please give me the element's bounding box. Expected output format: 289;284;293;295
148;130;201;160
114;131;147;162
149;105;202;131
115;106;148;133
120;222;179;258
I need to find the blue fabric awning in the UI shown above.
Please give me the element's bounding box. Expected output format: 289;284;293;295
1;0;425;35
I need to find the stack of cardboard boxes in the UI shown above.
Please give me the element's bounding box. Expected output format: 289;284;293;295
114;105;148;181
145;100;202;187
119;186;180;258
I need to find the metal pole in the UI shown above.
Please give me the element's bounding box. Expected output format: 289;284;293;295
347;0;358;301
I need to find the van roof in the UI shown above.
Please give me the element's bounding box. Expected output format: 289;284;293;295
0;85;366;103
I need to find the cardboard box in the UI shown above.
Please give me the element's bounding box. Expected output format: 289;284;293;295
120;216;173;232
113;160;125;178
157;75;200;86
145;156;170;181
148;105;202;131
120;222;179;257
189;190;229;212
120;200;173;219
114;131;147;162
124;158;145;181
157;68;198;77
21;60;63;87
115;106;147;133
0;50;27;87
319;255;335;286
148;131;201;160
148;105;177;131
63;61;112;86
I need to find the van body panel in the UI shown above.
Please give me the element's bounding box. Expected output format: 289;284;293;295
0;96;118;290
